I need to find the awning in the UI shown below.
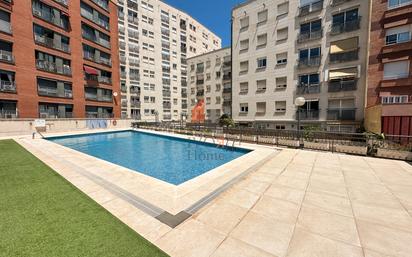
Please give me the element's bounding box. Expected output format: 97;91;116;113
330;37;358;54
329;67;358;79
83;66;99;76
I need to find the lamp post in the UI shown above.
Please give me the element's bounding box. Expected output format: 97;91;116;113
295;97;306;148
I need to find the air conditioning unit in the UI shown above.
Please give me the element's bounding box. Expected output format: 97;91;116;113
33;10;42;16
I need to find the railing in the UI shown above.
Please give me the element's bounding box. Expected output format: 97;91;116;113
298;110;320;120
36;60;72;76
296;83;321;94
297;29;322;43
91;0;108;10
0;110;17;119
86;112;113;118
163;91;171;97
330;49;359;63
98;76;112;84
163;103;172;109
85;94;112;102
130;101;141;108
328;79;357;92
0;81;16;93
331;0;353;6
223;75;231;81
35;34;70;53
0;20;12;34
223;88;232;93
32;7;68;30
0;50;14;63
298;57;321;68
327;108;356;120
331;18;361;35
299;0;324;16
39;111;73;119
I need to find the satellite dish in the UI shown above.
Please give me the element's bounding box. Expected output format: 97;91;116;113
113;92;118;97
294;97;306;107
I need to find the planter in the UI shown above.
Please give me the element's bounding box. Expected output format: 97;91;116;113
376;149;412;161
241;135;256;142
304;141;330;151
278;139;300;148
258;136;275;145
335;144;367;156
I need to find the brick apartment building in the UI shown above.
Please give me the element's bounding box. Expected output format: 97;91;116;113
366;0;412;136
0;0;120;119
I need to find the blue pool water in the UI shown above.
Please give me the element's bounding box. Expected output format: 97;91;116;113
48;131;250;185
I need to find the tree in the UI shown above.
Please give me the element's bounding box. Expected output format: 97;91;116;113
218;114;235;127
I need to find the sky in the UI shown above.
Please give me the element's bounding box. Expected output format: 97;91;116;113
163;0;244;47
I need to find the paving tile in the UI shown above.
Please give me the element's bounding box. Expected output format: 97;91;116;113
347;186;404;209
87;188;117;205
233;178;271;195
156;219;226;257
251;195;300;224
357;220;412;257
297;206;361;246
286;227;363;257
307;178;348;198
102;198;137;219
275;176;309;190
195;202;248;235
211;237;276;257
219;188;260;209
303;192;353;217
231;211;295;257
352;202;412;232
264;183;305;205
364;249;396;257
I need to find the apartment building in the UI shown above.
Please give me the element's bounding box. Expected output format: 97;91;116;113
0;0;121;119
187;47;231;123
365;0;412;136
232;0;369;132
117;0;221;122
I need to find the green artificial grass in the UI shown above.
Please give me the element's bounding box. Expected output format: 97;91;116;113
0;140;168;257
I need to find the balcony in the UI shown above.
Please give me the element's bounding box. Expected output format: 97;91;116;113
297;57;321;69
330;18;361;35
329;49;359;63
83;52;112;67
0;80;16;93
85;93;112;102
0;20;12;34
86;112;113;118
163;90;171;97
196;80;204;85
299;0;323;17
196;90;204;97
38;87;72;98
91;0;109;10
127;16;139;26
81;11;110;31
0;50;14;64
328;79;357;92
382;40;412;55
0;109;17;119
32;6;69;30
163;114;172;120
163;102;171;109
98;76;112;84
223;74;231;81
129;73;140;81
34;34;70;53
327;108;356;120
297;29;322;43
223;88;232;94
53;0;68;6
130;87;140;94
130;100;140;108
36;60;72;76
298;110;320;120
296;83;321;94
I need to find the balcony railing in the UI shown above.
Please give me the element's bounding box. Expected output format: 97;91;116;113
53;0;68;6
0;50;14;63
223;75;231;81
36;60;72;76
328;79;357;92
298;110;320;120
130;101;141;108
34;34;70;53
0;110;18;119
98;76;112;84
299;0;323;17
163;91;171;97
331;18;361;35
85;93;112;102
298;57;321;68
223;88;232;93
327;108;356;120
0;80;16;93
297;29;322;43
331;0;353;6
330;49;359;64
32;7;68;30
38;87;72;98
39;111;73;119
296;83;321;94
91;0;108;10
86;112;113;118
83;51;111;66
0;20;12;34
163;103;171;109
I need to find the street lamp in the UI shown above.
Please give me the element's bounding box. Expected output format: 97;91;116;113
295;97;306;148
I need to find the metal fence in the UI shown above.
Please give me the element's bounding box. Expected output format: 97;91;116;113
132;122;412;161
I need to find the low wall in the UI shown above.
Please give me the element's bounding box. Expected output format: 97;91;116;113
0;119;134;137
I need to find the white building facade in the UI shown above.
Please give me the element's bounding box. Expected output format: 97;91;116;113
117;0;221;121
232;0;369;132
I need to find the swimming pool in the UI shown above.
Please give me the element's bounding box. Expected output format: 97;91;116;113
48;131;251;185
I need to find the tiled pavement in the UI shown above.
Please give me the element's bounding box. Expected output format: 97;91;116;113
154;150;412;257
17;137;412;257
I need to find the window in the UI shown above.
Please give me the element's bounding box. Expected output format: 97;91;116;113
240;61;249;74
240;82;248;94
299;47;321;60
206;97;211;104
257;33;267;48
277;27;288;41
332;9;359;25
276;52;288;65
275;125;286;130
216;84;221;91
381;95;409;104
257;10;268;25
257;57;267;69
240;103;249;113
276;77;287;90
386;25;411;45
388;0;412;9
275;101;287;113
300;19;321;35
256;80;266;92
383;61;410;79
299;73;320;86
216;96;221;104
240;16;249;30
277;2;289;18
240;39;249;52
256;102;266;114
